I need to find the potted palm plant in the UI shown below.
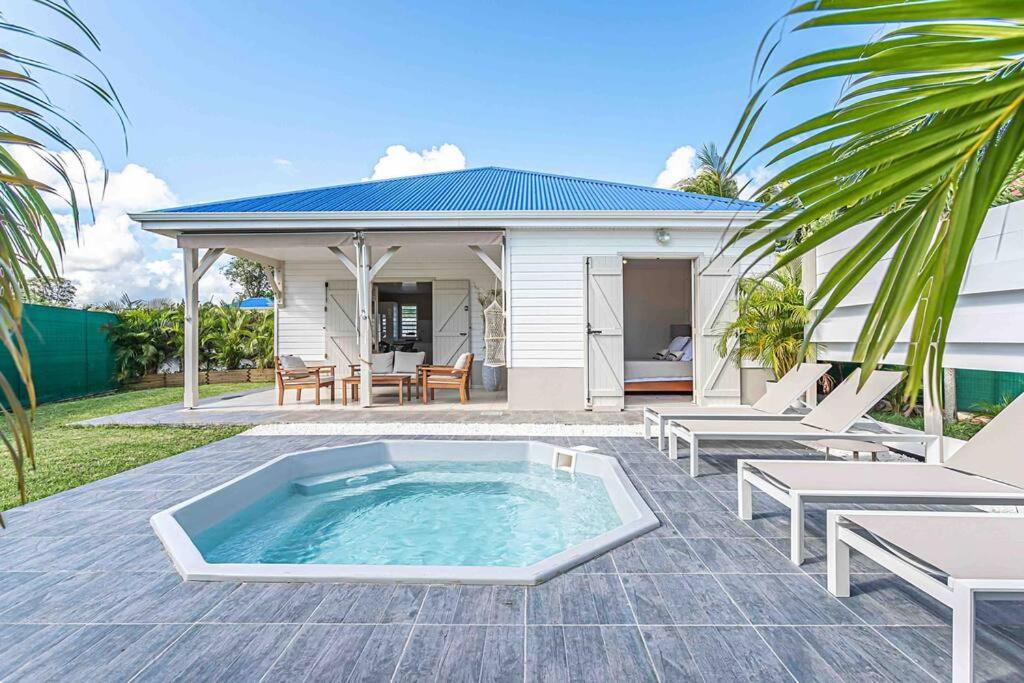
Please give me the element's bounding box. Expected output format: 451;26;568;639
717;265;823;392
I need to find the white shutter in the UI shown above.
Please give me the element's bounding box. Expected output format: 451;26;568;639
326;280;358;372
694;258;741;406
585;255;624;411
432;280;470;365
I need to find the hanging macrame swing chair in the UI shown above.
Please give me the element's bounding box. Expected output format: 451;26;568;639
482;298;506;390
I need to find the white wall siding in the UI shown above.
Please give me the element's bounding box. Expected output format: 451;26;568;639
278;252;496;367
812;200;1024;372
506;227;748;368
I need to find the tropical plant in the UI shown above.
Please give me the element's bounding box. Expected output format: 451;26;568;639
0;3;124;522
722;2;1024;404
716;265;817;379
675;143;740;198
222;257;273;300
970;396;1014;418
105;304;183;381
105;302;273;380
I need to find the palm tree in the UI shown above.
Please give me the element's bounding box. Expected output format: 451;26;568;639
675;143;741;198
722;3;1024;402
717;266;817;380
0;4;124;522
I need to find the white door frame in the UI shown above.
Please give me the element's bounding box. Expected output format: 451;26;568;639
584;252;699;409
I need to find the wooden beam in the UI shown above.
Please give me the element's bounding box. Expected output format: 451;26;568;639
191;248;224;286
328;246;358;277
469;245;502;282
368;246;401;281
182;248;200;409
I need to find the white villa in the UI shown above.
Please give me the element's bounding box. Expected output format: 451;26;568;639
134;167;769;411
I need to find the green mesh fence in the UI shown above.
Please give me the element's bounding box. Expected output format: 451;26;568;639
955;369;1024;411
0;304;117;407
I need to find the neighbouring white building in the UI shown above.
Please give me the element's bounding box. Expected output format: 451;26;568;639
134;167;769;411
812;199;1024;399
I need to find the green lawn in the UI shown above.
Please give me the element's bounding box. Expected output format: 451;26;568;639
1;383;270;512
869;410;984;441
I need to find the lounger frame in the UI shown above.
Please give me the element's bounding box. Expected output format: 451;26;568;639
826;510;1024;683
669;423;935;477
737;459;1024;565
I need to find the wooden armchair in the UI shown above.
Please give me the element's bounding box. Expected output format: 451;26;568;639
274;355;335;405
420;353;474;404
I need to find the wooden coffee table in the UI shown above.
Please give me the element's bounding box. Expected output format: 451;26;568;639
341;374;412;405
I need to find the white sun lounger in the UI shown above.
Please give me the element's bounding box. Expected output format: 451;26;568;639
827;510;1024;683
667;369;922;477
739;391;1024;564
643;362;831;451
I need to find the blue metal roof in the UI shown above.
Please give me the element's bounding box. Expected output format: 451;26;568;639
156;167;763;214
238;297;273;309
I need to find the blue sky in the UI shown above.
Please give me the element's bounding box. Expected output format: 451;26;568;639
15;1;861;303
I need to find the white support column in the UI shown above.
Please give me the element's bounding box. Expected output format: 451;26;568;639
922;349;945;464
356;236;373;407
182;247;200;409
801;249;819;407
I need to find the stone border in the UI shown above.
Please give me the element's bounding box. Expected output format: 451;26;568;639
151;439;659;585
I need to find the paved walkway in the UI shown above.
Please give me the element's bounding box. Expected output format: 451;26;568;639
79;389;647;427
1;433;1022;681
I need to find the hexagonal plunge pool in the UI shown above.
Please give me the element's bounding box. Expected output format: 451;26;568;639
152;441;658;584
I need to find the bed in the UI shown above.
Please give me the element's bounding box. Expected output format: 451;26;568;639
624;324;694;394
624;359;693;393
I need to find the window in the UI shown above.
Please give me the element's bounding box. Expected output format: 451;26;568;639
400;305;418;337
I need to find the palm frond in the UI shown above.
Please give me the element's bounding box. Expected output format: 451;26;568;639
722;2;1024;403
0;2;124;525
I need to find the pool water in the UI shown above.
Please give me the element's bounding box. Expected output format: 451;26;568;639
193;460;623;567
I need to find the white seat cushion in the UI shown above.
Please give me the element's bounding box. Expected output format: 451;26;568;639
371;352;394;374
393;351;425;374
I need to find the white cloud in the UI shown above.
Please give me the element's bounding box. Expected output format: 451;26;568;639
655;145;698;189
736;166;773;201
368;143;466;180
8;147;234;305
273;158;295;173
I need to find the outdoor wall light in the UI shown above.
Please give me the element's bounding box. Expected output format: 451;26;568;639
655;228;671;246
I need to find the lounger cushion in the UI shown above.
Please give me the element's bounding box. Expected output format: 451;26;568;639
752;363;831;415
747;461;1024;495
944;392;1024;489
672;420;830;436
843;513;1024;580
453;353;471;370
393;351;425;374
800;369;903;433
652;405;771;418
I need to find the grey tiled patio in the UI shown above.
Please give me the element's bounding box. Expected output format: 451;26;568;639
1;433;1022;681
